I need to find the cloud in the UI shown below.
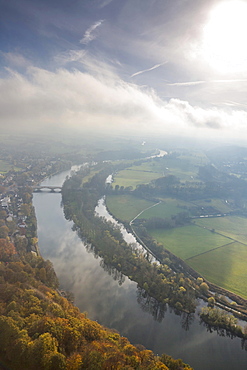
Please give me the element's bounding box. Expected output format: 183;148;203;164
166;99;222;129
80;20;104;45
2;52;31;68
222;101;247;108
131;62;168;78
0;64;247;139
54;50;87;65
98;0;115;8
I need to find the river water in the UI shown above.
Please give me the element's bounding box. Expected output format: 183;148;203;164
33;168;247;370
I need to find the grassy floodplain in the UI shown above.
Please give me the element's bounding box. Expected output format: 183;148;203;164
149;215;247;298
137;198;193;219
192;198;233;213
107;152;247;299
112;152;206;189
188;242;247;299
106;194;155;222
149;224;230;260
195;216;247;244
113;168;161;189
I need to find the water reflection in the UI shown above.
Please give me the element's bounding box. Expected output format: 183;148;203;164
99;259;126;286
137;287;167;322
33;169;247;370
95;196;159;263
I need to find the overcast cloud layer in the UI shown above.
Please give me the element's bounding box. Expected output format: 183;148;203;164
1;0;247;140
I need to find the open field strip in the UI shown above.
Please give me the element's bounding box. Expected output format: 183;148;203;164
112;154;204;189
105;194;155;222
113;169;161;189
195;216;247;244
164;167;197;182
149;224;230;260
127;161;164;173
130;201;161;224
191;198;233;213
131;158;199;182
81;169;100;185
137;198;193;219
187;242;247;299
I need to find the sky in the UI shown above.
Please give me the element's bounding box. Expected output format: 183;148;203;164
1;0;247;141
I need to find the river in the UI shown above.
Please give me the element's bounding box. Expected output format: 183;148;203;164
33;168;247;370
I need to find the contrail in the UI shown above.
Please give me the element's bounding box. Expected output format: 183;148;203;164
131;61;168;78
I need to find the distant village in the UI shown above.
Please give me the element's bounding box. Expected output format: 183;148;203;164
0;153;71;257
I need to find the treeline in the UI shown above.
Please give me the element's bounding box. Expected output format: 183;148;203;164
62;165;197;314
199;307;245;339
131;165;247;203
136;212;191;231
1;253;193;369
106;163;247;204
0;170;194;370
62;164;247;343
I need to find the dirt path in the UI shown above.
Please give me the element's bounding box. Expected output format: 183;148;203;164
130;200;161;225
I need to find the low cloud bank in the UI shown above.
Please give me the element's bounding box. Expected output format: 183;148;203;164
0;66;246;138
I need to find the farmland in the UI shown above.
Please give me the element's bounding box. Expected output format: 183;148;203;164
194;216;247;244
148;224;231;260
137;198;193;219
105;150;247;299
106;194;155;222
113;168;161;189
188;242;247;299
191;198;233;213
112;151;207;189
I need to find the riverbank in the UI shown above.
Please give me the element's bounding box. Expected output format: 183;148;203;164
102;193;247;323
62;164;247;341
0;167;196;369
33;165;247;370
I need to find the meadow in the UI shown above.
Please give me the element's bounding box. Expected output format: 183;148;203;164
106;194;155;222
149;224;230;260
108;153;247;298
188;242;247;299
195;216;247;244
113;168;161;189
137;198;192;219
112;153;205;189
148;216;247;298
192;198;233;213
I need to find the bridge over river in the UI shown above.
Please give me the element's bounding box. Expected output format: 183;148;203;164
32;185;62;192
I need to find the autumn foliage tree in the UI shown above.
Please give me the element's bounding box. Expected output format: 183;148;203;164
0;248;193;369
0;238;16;261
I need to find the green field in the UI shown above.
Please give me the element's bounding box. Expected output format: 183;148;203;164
113;154;204;189
106;194;155;222
188;242;247;299
107;151;247;298
148;216;247;298
113;168;161;189
195;216;247;244
138;198;192;219
192;198;233;213
149;224;230;260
